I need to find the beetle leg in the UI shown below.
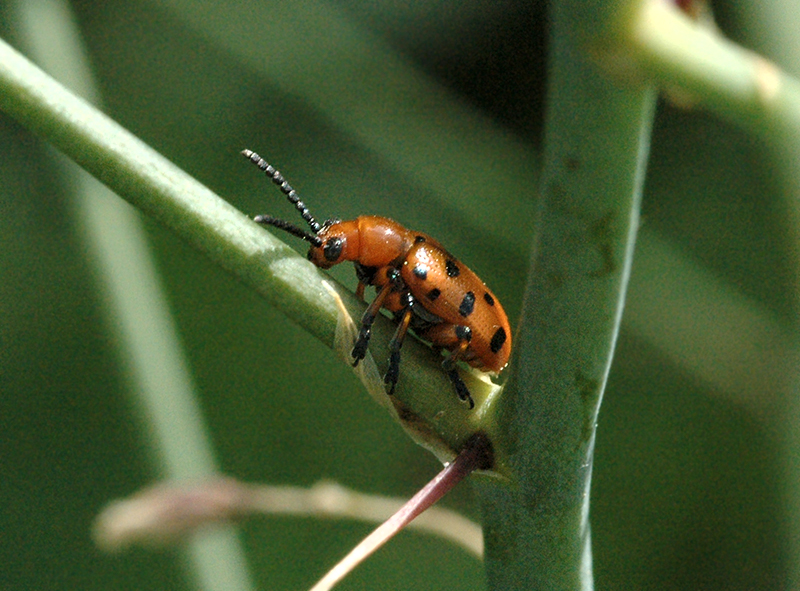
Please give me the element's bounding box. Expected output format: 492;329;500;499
351;281;392;366
441;326;474;409
352;268;405;366
442;365;473;409
355;282;366;301
384;296;415;395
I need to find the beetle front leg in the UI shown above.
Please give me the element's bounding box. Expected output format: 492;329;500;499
351;282;390;366
351;269;403;367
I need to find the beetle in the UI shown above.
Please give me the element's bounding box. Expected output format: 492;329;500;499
243;149;511;408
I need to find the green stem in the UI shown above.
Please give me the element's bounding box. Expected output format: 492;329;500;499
476;2;656;588
631;1;800;146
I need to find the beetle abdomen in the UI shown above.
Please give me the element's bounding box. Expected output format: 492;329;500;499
400;241;511;372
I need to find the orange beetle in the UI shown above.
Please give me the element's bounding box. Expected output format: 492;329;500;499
243;149;511;408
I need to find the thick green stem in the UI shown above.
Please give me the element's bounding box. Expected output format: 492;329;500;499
5;1;800;586
476;3;656;589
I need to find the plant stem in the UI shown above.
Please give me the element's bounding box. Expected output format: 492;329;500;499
476;2;657;588
632;1;800;146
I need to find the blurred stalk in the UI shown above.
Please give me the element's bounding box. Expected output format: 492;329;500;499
630;2;800;586
626;230;798;424
724;1;800;586
7;2;254;590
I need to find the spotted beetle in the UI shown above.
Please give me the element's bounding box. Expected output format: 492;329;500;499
243;149;511;408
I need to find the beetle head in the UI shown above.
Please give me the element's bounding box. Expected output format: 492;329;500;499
307;218;360;268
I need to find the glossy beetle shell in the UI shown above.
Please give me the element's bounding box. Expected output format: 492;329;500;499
310;215;511;373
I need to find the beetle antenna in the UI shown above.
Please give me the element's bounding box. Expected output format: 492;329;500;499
242;149;322;234
254;215;324;248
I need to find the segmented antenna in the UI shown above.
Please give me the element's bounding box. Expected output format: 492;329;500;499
242;149;322;234
253;215;323;247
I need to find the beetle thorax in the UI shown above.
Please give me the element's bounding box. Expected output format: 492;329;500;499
354;216;416;267
309;216;415;269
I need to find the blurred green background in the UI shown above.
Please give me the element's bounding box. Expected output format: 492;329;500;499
0;1;796;590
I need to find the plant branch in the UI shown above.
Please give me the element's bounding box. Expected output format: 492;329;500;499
93;477;483;558
630;2;800;147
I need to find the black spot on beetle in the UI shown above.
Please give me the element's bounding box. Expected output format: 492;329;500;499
446;260;460;277
483;292;495;306
415;235;426;243
490;327;507;353
426;288;441;301
455;325;472;341
459;291;475;317
412;264;428;280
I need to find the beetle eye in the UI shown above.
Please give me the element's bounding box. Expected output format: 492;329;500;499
323;237;344;262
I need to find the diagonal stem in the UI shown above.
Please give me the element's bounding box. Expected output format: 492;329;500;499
309;433;492;591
